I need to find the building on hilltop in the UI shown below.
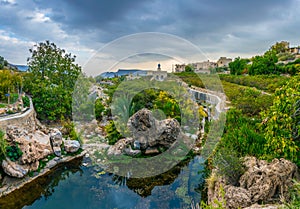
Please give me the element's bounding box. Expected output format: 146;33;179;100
174;64;186;72
192;60;217;74
217;57;232;68
147;63;168;81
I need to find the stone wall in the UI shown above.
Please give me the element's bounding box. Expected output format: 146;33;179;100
0;99;38;132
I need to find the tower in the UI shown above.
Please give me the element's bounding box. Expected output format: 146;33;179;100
157;63;161;71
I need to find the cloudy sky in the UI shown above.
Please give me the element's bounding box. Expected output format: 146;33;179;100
0;0;299;73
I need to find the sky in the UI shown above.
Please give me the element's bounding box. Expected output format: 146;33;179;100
0;0;299;74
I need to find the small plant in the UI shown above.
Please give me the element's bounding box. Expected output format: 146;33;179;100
105;120;122;145
6;144;23;161
212;147;245;186
0;130;8;160
61;119;79;141
22;96;30;108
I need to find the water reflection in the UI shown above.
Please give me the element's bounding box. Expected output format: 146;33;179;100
0;156;205;209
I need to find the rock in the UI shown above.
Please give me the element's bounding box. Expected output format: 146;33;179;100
124;147;141;156
64;140;80;153
50;129;63;156
224;185;252;209
127;108;180;150
6;125;28;142
2;159;28;178
133;140;140;150
17;136;52;164
208;157;300;209
144;148;160;155
240;157;299;203
107;138;134;156
244;204;281;209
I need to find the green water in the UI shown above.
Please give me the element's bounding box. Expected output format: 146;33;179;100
0;156;205;209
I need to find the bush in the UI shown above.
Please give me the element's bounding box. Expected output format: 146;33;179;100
6;144;23;161
0;130;8;160
105;121;122;145
61;120;79;141
22;96;30;108
212;147;245;186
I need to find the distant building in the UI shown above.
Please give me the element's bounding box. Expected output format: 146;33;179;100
289;47;300;54
174;64;186;72
147;64;167;81
217;57;232;68
193;60;217;72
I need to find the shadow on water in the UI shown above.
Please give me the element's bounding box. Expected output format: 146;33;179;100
0;159;83;209
0;155;205;209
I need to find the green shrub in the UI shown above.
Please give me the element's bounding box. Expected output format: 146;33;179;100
212;147;245;186
22;96;30;108
6;144;23;161
61;120;79;141
0;130;8;160
105;121;122;145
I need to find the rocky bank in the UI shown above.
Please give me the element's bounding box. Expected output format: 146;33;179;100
208;157;300;209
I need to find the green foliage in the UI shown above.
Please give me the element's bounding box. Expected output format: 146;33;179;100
61;120;79;141
229;57;249;75
271;41;289;54
201;185;227;209
282;180;300;208
222;81;274;116
185;65;194;72
6;144;23;161
130;89;181;122
0;69;22;102
0;55;8;69
26;41;81;121
95;98;105;121
249;50;278;75
0;130;8;160
220;108;266;158
22;96;30;108
261;75;300;166
220;74;289;93
212;147;245;186
105;120;122;145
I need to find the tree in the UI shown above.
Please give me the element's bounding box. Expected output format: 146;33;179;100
229;57;248;75
0;56;8;69
261;75;300;166
270;41;289;54
185;65;193;72
249;50;278;75
26;41;81;121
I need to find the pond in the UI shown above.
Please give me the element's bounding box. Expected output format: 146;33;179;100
0;156;206;209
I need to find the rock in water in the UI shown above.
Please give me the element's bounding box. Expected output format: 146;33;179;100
50;129;63;156
127;108;180;150
64;140;81;153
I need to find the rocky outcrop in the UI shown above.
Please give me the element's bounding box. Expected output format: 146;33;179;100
50;129;63;156
2;159;28;178
127;108;180;150
64;140;81;153
208;157;299;209
107;138;134;156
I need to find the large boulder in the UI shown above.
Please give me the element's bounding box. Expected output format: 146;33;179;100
208;157;299;209
2;159;28;178
50;129;63;156
127;108;180;150
64;140;81;153
240;157;299;203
